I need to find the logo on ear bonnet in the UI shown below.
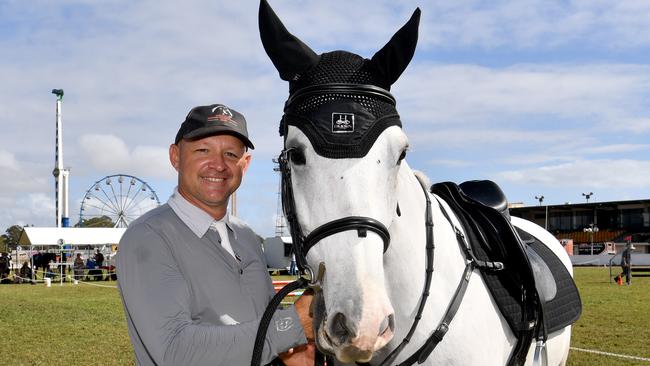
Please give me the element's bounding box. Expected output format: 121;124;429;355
332;113;355;133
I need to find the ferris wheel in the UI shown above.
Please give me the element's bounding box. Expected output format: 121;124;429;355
79;174;160;228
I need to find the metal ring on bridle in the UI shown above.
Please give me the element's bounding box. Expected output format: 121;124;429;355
303;264;315;285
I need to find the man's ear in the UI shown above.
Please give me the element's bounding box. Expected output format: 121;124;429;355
169;143;180;171
241;153;252;175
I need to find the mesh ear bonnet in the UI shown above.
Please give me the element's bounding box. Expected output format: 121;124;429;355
280;51;402;159
259;0;420;158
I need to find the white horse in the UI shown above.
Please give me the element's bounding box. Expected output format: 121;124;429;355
259;1;576;364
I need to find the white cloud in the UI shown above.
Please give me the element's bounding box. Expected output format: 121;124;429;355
427;159;474;168
78;134;174;179
0;193;54;229
0;150;19;170
397;63;650;126
578;144;650;155
496;159;650;188
417;0;650;49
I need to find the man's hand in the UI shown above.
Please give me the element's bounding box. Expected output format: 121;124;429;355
293;289;314;342
278;343;315;366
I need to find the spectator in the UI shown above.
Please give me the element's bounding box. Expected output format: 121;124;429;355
73;254;85;281
289;252;298;276
17;261;33;284
94;250;104;268
0;253;10;284
620;243;635;285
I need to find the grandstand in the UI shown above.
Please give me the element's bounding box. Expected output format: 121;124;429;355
510;198;650;255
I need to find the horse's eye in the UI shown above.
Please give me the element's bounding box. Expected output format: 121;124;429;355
397;149;407;164
291;149;306;165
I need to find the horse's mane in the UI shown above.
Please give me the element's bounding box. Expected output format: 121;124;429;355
413;170;431;190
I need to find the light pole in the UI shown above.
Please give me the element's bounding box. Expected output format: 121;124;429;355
535;195;548;230
583;223;599;255
582;192;593;203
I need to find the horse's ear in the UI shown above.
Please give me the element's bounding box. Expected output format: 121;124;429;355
259;0;320;81
370;8;421;88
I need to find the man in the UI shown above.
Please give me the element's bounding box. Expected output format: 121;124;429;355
621;242;635;285
17;261;34;284
73;253;85;281
0;253;10;283
117;103;314;366
94;249;104;267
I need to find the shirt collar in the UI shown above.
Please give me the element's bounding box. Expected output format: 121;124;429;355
168;187;235;238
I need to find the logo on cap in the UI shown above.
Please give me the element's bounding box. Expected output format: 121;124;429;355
208;106;237;126
332;113;354;133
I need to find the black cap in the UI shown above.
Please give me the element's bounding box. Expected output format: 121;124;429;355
175;104;254;149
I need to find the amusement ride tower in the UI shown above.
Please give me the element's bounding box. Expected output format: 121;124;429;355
52;89;70;227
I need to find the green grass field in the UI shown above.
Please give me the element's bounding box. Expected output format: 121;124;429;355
0;268;647;365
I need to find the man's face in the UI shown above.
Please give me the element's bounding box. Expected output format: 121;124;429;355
170;134;251;219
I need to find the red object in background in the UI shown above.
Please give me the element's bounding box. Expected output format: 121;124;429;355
624;235;632;242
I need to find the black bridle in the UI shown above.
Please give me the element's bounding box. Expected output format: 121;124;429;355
278;83;399;272
277;147;391;273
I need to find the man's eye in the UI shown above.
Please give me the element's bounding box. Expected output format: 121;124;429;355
225;152;239;158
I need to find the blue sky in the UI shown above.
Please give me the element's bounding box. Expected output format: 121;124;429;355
1;0;650;237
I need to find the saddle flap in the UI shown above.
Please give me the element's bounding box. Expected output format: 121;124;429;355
516;227;582;334
525;245;557;302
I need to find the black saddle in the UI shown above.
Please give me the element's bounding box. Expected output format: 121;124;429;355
432;180;581;365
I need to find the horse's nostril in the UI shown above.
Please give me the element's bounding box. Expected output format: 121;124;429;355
330;312;354;345
378;314;395;337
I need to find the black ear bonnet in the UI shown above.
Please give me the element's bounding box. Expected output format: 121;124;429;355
259;0;420;159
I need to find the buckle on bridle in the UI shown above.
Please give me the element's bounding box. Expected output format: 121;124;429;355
305;262;326;292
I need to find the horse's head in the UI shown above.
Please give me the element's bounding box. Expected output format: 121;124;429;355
260;0;420;362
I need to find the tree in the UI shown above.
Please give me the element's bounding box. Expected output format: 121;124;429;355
1;225;23;251
75;216;115;228
0;235;6;253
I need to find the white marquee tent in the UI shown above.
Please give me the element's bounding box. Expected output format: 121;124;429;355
18;227;126;246
15;227;126;284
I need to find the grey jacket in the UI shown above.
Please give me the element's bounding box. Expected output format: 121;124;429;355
116;200;306;366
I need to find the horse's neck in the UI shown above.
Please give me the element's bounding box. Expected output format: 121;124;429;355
381;166;517;365
385;165;468;332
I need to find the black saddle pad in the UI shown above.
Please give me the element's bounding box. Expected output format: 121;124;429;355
517;228;582;333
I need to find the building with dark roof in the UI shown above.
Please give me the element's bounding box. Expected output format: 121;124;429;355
510;198;650;254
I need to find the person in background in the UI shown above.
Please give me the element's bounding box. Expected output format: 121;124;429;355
620;242;635;285
117;103;314;366
289;252;298;276
17;261;33;284
94;249;104;268
0;253;10;283
73;253;85;281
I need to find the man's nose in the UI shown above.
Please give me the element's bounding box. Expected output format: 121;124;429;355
207;152;227;171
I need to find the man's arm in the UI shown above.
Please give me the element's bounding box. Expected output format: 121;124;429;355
279;290;315;366
117;223;308;366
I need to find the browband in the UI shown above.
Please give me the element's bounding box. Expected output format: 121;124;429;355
284;83;397;111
